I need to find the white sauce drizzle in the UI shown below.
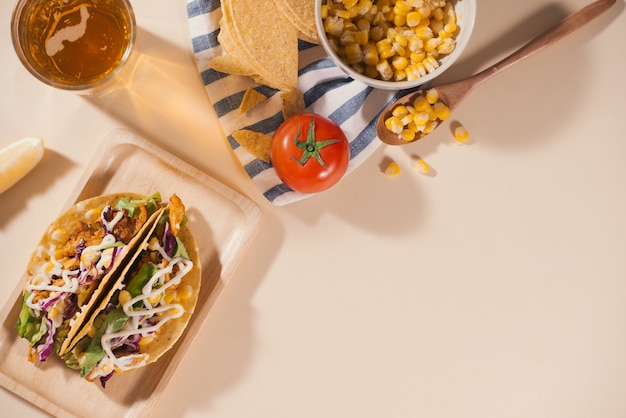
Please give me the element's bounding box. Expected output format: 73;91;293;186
92;239;194;375
25;207;126;318
102;208;124;233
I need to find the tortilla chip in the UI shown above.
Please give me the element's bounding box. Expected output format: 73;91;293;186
272;0;319;44
281;89;305;120
231;129;272;163
239;88;268;113
208;54;256;76
221;0;299;91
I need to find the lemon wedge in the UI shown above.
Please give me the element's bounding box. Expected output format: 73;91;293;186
0;137;44;194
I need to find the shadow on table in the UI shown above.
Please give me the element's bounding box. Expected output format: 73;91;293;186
0;149;75;230
83;27;219;173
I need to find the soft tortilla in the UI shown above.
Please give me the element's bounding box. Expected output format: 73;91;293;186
23;193;162;356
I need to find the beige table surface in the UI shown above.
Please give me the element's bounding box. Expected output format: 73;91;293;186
2;0;626;417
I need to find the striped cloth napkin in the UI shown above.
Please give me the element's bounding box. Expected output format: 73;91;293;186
186;0;414;205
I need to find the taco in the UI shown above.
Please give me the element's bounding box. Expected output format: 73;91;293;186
16;192;164;363
62;194;201;386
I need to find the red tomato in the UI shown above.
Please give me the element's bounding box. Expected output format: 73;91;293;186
271;113;350;194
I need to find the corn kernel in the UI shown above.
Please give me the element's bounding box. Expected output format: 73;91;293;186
345;43;362;64
321;4;329;20
85;208;100;222
454;125;470;143
376;38;394;59
147;293;162;305
393;14;406;27
444;22;456;34
51;228;68;244
414;112;430;126
356;17;371;32
438;38;455;54
392;105;409;118
336;9;352;19
431;7;444;21
412;95;431;112
433;101;451;120
362;44;379;66
391;55;408;70
369;25;385;42
324;16;344;38
358;0;374;15
376;59;394;80
425;88;439;104
385;116;403;134
118;290;132;306
384;161;401;177
406;11;422;27
343;0;359;8
164;290;176;304
423;55;440;73
365;65;379;78
424;37;441;52
88;326;98;338
354;30;369;45
139;334;155;346
423;120;439;134
400;129;416;141
177;284;194;301
414;159;431;174
430;20;444;36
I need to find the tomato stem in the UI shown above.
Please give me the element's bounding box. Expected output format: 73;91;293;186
290;117;341;170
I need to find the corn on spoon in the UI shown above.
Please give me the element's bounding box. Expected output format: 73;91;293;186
376;0;617;146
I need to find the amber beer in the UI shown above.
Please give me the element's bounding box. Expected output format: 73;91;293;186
11;0;135;92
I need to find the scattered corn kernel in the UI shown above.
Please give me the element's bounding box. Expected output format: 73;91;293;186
147;293;162;305
50;228;68;244
177;284;194;301
88;325;98;338
454;125;470;143
384;161;401;177
118;290;132;306
164;290;176;305
414;159;431;174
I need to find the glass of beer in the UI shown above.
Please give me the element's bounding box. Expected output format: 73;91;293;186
11;0;136;94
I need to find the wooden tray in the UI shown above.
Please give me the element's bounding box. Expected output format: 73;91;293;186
0;129;261;417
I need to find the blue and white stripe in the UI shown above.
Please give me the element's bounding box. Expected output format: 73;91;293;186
186;0;411;205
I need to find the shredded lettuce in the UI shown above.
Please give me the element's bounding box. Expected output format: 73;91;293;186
16;292;35;338
174;236;189;259
115;192;162;217
80;308;129;377
126;262;158;298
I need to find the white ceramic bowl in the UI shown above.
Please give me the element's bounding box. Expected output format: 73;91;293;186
315;0;477;90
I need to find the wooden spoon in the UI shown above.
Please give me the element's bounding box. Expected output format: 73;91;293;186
376;0;617;146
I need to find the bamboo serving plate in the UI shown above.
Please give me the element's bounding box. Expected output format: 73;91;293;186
0;129;261;418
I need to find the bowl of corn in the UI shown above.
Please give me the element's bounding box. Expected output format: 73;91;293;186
315;0;476;90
